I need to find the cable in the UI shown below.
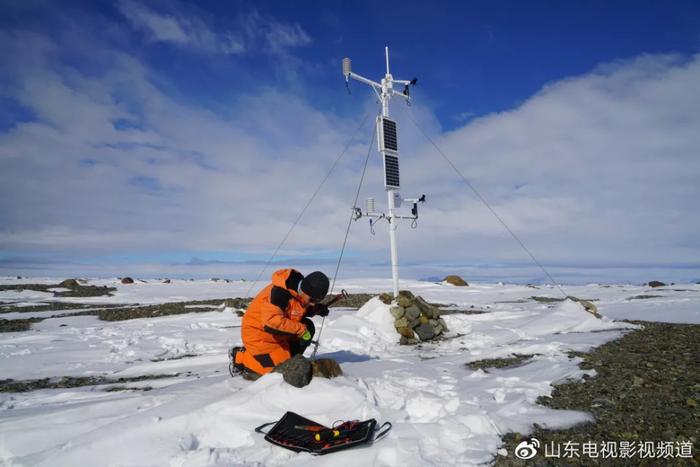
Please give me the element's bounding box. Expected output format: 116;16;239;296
244;112;371;298
405;110;569;299
312;125;376;360
330;126;376;294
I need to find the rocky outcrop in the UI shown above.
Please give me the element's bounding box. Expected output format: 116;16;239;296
120;277;134;284
58;279;80;288
648;281;666;288
386;290;448;345
443;275;469;286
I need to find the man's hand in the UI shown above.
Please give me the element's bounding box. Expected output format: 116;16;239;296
300;329;312;342
311;303;329;317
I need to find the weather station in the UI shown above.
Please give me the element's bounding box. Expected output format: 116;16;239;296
342;47;425;298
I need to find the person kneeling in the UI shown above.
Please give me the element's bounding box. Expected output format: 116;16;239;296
230;269;329;379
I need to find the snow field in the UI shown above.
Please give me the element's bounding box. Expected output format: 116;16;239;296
1;279;698;465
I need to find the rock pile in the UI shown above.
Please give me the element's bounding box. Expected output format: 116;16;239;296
380;290;448;345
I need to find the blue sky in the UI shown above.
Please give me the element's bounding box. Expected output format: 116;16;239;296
1;1;700;283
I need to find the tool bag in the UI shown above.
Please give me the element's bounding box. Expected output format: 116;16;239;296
255;411;392;455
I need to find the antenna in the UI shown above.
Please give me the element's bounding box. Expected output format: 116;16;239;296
343;47;422;298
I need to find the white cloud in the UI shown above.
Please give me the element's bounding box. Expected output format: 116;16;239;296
119;1;190;44
240;11;311;52
117;2;309;56
1;26;698;283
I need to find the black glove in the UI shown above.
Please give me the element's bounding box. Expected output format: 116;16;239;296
311;303;329;317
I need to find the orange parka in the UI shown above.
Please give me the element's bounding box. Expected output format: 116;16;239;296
236;269;312;374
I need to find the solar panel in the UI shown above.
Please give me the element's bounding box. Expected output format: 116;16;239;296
382;118;398;152
384;154;400;188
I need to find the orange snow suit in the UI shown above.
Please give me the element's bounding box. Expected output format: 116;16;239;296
235;269;312;375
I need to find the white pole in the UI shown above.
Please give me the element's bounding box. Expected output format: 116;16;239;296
381;47;399;298
387;190;399;297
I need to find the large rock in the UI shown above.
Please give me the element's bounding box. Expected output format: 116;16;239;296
121;277;134;284
414;323;436;341
390;306;405;319
648;281;666;288
404;305;421;322
394;317;410;329
396;326;416;339
311;358;343;378
273;355;312;388
58;279;80;288
396;293;413;308
416;297;439;318
443;275;469;286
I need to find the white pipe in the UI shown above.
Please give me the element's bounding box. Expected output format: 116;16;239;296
387;189;400;297
385;46;390;75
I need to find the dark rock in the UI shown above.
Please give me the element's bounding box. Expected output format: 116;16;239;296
121;277;134;284
414;323;435;341
648;280;666;288
311;358;342;378
378;293;393;305
398;290;415;300
163;279;171;284
58;279;80;288
443;275;469;286
415;296;440;318
273;355;312;388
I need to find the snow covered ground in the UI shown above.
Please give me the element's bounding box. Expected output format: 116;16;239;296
1;278;698;466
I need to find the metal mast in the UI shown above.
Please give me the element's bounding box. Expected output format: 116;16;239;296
343;47;423;298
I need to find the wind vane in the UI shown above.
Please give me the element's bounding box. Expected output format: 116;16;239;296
343;47;425;298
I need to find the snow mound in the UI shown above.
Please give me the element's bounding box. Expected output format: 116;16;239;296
522;299;636;336
320;297;399;355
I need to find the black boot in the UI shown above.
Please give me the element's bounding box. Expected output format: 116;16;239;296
228;346;243;377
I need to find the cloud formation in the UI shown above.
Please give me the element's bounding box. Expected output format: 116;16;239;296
117;1;310;55
0;13;698;283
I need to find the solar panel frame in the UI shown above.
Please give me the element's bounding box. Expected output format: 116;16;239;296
382;118;398;152
384;153;400;188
